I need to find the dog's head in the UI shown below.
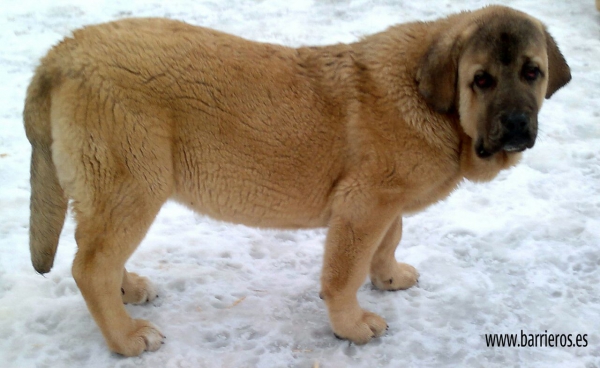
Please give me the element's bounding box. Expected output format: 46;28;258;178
417;6;571;158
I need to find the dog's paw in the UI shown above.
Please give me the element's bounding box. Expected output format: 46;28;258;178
371;262;419;291
133;320;164;353
330;308;388;345
110;319;165;356
122;273;158;304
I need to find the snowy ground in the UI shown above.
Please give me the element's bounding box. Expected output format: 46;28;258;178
1;0;600;367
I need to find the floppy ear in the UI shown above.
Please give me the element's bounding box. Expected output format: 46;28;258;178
417;35;461;113
544;30;571;98
417;20;478;113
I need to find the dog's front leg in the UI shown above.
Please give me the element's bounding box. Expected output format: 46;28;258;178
121;269;158;305
369;216;419;291
320;196;400;344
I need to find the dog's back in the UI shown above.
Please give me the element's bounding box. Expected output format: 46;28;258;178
33;18;354;234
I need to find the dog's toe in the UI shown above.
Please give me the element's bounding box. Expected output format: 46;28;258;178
122;273;158;305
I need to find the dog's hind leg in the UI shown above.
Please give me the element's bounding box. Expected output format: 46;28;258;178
71;182;167;356
52;99;173;355
369;216;419;291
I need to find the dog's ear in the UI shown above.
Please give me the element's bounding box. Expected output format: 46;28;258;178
417;21;477;113
544;30;571;98
417;35;461;113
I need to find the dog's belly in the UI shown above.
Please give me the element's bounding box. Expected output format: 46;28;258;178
174;173;334;229
172;150;338;228
171;114;344;229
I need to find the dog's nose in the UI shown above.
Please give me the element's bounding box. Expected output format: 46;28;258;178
500;112;533;151
501;112;529;133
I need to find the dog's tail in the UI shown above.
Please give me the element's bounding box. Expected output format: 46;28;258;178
23;60;68;274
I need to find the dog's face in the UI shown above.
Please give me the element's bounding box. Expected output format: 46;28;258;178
458;17;549;158
417;7;571;158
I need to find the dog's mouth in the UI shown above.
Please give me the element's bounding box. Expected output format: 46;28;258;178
475;113;538;159
475;136;534;159
502;142;530;153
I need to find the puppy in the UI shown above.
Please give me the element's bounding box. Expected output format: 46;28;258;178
24;5;570;356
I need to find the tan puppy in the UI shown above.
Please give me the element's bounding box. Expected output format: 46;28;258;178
24;5;570;356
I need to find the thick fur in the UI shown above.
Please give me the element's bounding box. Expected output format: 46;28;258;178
24;6;570;356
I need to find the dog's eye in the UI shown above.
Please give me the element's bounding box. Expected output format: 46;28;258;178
473;72;494;89
523;66;541;82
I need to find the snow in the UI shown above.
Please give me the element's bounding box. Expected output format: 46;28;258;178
1;0;599;367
